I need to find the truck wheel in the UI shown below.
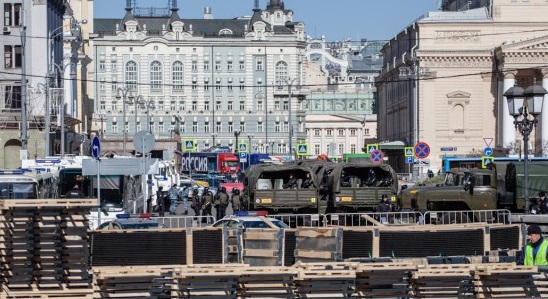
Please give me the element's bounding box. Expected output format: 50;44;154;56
440;212;470;225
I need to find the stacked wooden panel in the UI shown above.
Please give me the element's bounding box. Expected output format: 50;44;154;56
294;228;342;263
293;262;356;298
236;266;298;298
243;228;283;266
475;263;540;298
0;199;95;299
354;262;416;298
533;270;548;298
410;264;475;298
93;266;178;299
175;264;245;298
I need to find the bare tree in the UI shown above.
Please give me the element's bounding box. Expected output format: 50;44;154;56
467;148;483;157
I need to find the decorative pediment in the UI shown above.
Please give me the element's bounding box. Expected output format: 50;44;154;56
446;91;471;98
501;35;548;51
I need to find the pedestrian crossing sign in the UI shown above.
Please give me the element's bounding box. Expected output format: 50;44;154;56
296;143;309;156
367;144;379;154
482;156;494;169
183;139;196;152
238;143;248;153
404;147;414;157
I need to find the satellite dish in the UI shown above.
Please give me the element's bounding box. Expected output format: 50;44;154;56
133;131;155;154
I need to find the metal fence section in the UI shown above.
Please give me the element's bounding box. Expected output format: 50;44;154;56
268;213;325;228
152;215;216;228
422;209;512;225
323;211;423;227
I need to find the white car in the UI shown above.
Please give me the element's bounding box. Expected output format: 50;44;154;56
211;211;289;229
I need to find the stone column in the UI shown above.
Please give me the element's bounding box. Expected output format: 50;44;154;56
502;71;517;149
541;68;548;155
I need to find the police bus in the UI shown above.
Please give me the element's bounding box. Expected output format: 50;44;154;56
0;169;58;199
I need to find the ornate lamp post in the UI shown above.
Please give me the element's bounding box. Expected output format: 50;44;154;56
504;82;547;213
115;87;133;155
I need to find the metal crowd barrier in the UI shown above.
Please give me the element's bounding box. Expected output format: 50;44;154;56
152;215;216;228
323;211;423;227
269;214;324;228
422;209;512;225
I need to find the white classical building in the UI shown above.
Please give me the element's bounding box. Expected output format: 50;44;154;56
90;0;307;157
376;0;548;173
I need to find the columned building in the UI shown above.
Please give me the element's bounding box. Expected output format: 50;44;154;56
376;0;548;173
90;0;306;158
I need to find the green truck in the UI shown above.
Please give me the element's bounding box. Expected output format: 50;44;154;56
243;160;398;214
397;161;548;221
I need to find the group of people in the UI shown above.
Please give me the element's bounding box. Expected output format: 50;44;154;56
156;184;247;222
282;173;314;189
529;191;548;214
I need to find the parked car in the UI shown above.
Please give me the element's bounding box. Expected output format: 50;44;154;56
96;213;167;230
211;211;289;229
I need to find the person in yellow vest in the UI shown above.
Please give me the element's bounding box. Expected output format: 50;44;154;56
519;224;548;266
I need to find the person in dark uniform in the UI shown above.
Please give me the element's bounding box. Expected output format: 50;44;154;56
65;185;85;198
156;186;166;217
283;173;298;189
539;191;548;214
376;194;392;223
301;173;313;188
214;187;229;220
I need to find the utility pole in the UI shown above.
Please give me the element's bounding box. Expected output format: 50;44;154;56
20;3;28;155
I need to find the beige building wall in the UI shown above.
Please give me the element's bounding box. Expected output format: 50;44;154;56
377;0;548;172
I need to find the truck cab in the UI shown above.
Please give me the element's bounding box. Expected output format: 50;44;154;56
398;168;497;212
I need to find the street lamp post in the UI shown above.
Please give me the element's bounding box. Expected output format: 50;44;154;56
283;78;297;158
504;82;547;214
116;87;134;155
141;99;155;133
234;130;241;166
247;134;253;169
211;133;217;148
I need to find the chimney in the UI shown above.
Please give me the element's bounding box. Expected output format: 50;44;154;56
204;7;213;19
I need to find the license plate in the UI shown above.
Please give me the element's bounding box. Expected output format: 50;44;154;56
341;197;352;202
261;198;272;204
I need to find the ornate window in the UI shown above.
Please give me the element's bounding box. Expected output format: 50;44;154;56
124;61;138;91
275;61;288;86
172;61;184;90
150;61;162;90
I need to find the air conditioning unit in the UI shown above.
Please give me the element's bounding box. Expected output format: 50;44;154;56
3;26;10;34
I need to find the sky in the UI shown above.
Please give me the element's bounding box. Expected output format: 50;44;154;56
93;0;441;42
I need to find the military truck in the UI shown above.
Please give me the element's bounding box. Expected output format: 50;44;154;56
397;161;548;221
243;163;321;214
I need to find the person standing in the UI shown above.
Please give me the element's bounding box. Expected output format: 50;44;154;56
201;187;214;223
179;186;189;215
66;184;85;198
156;186;166;217
167;184;180;215
518;224;548;266
191;186;202;219
376;194;392;223
231;188;243;212
214;187;229;220
539;191;548;214
530;197;541;215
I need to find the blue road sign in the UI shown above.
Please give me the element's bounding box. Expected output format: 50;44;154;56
297;144;309;156
414;142;430;159
405;156;413;164
239;152;247;160
91;136;101;159
239;143;248;153
369;150;384;164
483;147;493;156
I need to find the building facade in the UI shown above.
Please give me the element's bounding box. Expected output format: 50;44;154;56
303;38;380;159
376;0;548;173
0;0;87;168
90;0;307;158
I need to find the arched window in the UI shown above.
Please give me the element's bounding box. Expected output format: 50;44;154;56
451;104;465;130
124;61;138;91
275;61;288;86
219;29;233;36
150;61;162;90
172;61;184;90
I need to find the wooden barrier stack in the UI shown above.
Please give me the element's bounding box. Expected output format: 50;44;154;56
410;264;475;298
0;199;95;299
354;262;416;298
294;227;343;263
293;262;356;298
237;266;298;298
475;263;540;298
